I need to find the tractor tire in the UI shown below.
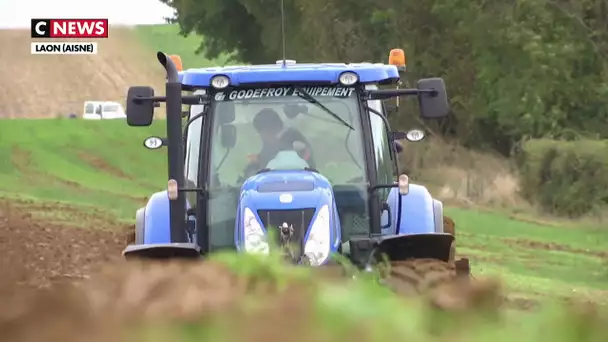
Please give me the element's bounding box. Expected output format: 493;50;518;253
383;259;457;296
443;215;455;235
443;216;457;264
449;242;456;264
125;225;136;245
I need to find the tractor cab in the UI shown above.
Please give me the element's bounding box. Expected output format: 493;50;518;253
192;83;370;251
122;50;464;272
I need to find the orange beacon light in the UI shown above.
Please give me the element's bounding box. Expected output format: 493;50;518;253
169;54;183;71
388;49;406;71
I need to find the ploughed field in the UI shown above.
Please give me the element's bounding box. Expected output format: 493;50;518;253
0;120;607;342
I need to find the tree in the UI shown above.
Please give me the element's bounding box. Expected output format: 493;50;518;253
162;0;608;154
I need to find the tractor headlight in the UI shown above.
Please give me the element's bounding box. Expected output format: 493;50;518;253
338;72;358;86
304;205;331;266
210;75;230;89
243;207;269;254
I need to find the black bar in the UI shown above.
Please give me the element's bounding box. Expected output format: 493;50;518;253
368;183;398;193
133;96;167;103
166;81;186;243
366;88;436;100
159;51;187;244
182;94;210;105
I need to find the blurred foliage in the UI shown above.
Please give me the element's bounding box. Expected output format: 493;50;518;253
518;138;608;217
161;0;608;155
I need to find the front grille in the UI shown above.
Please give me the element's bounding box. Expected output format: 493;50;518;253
257;208;316;261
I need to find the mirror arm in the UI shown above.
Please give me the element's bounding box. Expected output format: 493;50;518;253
133;94;210;105
368;183;398;194
364;88;437;100
133;95;166;104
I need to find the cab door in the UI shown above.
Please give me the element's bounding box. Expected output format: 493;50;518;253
365;84;399;233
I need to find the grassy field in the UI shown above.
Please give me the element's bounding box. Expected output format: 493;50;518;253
0;119;605;306
0;119;165;219
447;207;608;304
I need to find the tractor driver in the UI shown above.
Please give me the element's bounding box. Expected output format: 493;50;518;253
244;108;315;176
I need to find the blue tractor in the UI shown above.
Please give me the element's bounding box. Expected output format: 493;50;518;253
123;49;470;289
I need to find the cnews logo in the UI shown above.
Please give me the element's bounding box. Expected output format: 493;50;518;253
31;19;108;38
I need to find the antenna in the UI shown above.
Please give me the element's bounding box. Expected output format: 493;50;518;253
280;0;286;66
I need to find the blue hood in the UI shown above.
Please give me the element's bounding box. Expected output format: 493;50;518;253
234;169;341;261
240;170;334;209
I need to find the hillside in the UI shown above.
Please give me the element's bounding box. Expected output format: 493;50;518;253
0;24;232;119
0;119;165;218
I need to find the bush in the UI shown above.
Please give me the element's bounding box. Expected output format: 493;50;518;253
398;138;522;209
518;139;608;217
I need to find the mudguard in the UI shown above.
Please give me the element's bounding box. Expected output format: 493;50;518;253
141;191;172;244
378;183;452;263
123;191;199;259
432;199;444;233
123;243;201;259
373;233;454;263
134;207;145;244
386;183;436;234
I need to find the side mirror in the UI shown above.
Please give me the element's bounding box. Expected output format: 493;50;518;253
217;101;235;124
381;202;392;229
221;124;236;148
126;86;155;126
417;78;449;119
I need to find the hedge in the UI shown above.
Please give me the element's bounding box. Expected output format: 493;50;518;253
517;139;608;217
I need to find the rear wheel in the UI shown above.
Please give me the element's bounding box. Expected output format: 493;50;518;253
125;226;136;245
444;216;456;264
449;242;456;263
443;216;455;235
382;259;457;296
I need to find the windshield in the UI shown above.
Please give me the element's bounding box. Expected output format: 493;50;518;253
210;86;365;185
84;103;95;114
205;85;369;248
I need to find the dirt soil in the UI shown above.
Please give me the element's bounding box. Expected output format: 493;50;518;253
0;198;315;341
0;200;519;342
0;200;125;293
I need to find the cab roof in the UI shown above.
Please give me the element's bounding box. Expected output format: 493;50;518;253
178;62;400;88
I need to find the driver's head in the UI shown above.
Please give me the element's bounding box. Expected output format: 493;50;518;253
253;108;284;143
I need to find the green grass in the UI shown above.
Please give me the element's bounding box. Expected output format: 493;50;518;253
125;251;608;342
133;24;236;68
0;119;166;219
446;207;608;303
0;119;606;305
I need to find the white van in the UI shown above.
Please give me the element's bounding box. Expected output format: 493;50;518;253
82;101;126;120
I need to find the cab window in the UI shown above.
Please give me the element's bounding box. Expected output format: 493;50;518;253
185;90;206;188
367;98;396;196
